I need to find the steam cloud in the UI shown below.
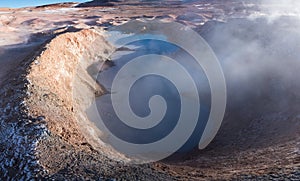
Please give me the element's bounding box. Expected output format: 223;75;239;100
91;1;300;154
196;0;300;147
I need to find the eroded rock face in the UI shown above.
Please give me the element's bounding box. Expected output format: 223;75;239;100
27;29;109;148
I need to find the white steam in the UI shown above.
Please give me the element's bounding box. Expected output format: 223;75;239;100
250;0;300;21
201;2;300;118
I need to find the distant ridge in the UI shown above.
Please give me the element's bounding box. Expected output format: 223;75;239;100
35;2;78;9
76;0;121;7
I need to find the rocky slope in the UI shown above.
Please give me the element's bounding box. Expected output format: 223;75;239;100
0;28;176;180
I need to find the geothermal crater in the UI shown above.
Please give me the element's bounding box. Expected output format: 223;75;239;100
0;0;299;180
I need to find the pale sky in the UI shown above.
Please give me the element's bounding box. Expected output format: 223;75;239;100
0;0;87;8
